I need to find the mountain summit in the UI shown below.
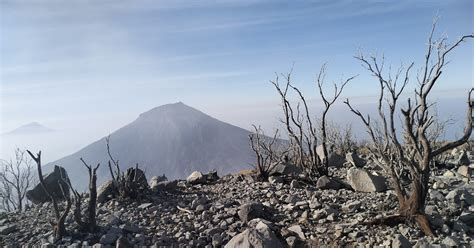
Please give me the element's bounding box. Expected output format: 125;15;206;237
46;102;255;189
5;122;54;135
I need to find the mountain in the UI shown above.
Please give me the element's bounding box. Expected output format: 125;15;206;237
4;122;54;135
45;102;256;189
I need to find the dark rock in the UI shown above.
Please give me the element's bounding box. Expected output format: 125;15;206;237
26;165;70;204
269;163;302;176
316;176;342;190
455;150;470;166
346;152;365;168
238;202;274;223
391;234;411;248
115;236;131;248
124;167;148;189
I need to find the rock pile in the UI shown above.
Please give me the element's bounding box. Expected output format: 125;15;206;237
1;149;473;247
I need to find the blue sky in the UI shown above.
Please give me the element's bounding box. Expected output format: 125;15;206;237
0;0;473;161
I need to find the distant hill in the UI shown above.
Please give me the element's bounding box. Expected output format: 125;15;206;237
4;122;54;135
45;102;256;189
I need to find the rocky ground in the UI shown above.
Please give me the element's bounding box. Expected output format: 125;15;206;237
1;149;473;247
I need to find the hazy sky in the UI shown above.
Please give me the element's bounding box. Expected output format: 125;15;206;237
1;0;473;162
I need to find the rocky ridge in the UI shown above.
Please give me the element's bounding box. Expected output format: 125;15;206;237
1;149;473;247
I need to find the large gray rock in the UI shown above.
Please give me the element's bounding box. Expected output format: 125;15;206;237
26;165;70;204
224;221;284;248
346;152;365;168
238;202;274;223
269;163;302;176
187;171;206;184
97;180;115;203
346;167;387;192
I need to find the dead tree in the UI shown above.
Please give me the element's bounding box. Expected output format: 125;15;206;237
0;148;34;212
270;66;354;178
344;20;473;236
249;125;287;180
317;64;354;175
27;150;71;240
67;158;100;232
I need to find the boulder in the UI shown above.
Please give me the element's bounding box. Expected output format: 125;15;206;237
224;221;284;248
26;165;70;204
269;163;302;176
346;167;387;192
97;180;115;203
151;180;178;191
316;176;342;190
457;165;471;178
149;174;168;188
328;153;345;168
238;202;274;223
316;144;344;167
205;170;219;182
187;171;206;184
346;152;365;167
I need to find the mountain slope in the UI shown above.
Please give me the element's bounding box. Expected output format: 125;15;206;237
45;102;255;189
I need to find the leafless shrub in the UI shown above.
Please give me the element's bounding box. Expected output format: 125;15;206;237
320;120;357;155
0;148;34;212
67;158;100;232
249;125;288;180
106;136;148;200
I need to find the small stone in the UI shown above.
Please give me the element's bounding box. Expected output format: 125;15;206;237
457;165;471;178
391;234;411;248
137;202;153;210
287;225;305;240
342;200;361;212
442;236;459;247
